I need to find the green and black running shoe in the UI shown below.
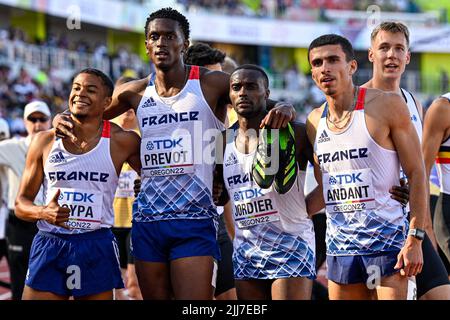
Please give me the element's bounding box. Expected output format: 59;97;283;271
273;123;297;194
251;126;277;189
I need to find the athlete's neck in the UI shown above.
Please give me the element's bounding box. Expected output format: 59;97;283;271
70;115;103;144
235;112;266;154
325;84;357;117
154;62;188;97
368;75;401;94
237;111;266;132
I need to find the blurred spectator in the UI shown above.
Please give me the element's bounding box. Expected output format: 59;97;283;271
12;68;38;104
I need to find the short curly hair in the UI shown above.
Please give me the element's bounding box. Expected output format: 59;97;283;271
145;7;190;40
184;43;226;66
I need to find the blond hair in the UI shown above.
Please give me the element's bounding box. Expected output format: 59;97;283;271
371;21;410;48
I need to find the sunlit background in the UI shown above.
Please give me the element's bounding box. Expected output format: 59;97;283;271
0;0;449;133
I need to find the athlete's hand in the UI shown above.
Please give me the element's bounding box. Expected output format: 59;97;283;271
212;167;229;206
260;102;296;129
389;178;409;207
53;113;79;146
394;236;423;277
133;177;141;198
41;189;70;229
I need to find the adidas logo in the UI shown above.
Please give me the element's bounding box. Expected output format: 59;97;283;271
317;130;330;143
224;153;238;167
49;151;67;163
411;114;417;122
141;97;157;108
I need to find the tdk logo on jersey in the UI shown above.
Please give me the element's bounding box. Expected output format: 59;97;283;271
49;151;66;164
147;138;183;151
225;153;238;167
141;111;199;127
233;188;264;201
59;191;94;203
329;173;363;185
317;130;330;143
142;97;157;108
318;148;368;165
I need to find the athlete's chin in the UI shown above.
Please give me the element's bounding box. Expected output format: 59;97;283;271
322;87;337;96
71;112;89;120
155;61;173;72
236;107;257;118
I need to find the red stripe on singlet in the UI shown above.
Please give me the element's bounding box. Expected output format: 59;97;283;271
101;120;111;138
189;65;200;80
354;87;367;110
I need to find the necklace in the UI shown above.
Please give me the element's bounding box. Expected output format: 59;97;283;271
77;123;103;150
326;86;359;130
155;65;188;109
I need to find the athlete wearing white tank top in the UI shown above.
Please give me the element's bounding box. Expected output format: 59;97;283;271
363;22;450;300
423;93;450;277
15;69;141;300
306;34;427;300
216;65;317;300
54;8;295;299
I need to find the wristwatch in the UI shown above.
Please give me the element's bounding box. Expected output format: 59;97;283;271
408;228;425;241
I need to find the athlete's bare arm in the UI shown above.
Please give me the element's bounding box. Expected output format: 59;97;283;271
423;97;450;178
110;123;142;174
15;131;70;227
292;122;314;171
422;97;450;249
304;107;326;216
104;78;149;120
371;92;426;277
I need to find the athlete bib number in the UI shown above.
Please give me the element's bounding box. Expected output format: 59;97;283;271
231;186;280;229
115;170;138;198
50;188;103;230
323;168;375;213
141;135;194;176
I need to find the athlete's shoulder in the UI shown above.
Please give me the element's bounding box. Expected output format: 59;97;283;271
114;76;149;100
431;95;450;110
306;104;325;126
366;88;405;111
27;130;55;157
110;122;140;142
426;96;450;122
31;129;55;146
199;66;230;86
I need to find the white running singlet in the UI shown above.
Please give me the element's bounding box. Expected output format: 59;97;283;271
436;93;450;195
40;121;119;234
134;66;224;222
401;88;422;143
223;130;316;279
399;88;422;212
314;88;407;256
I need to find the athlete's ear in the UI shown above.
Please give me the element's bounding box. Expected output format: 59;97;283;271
145;40;150;56
103;96;112;110
265;88;270;100
349;59;357;76
405;49;411;65
368;47;374;63
183;40;190;53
